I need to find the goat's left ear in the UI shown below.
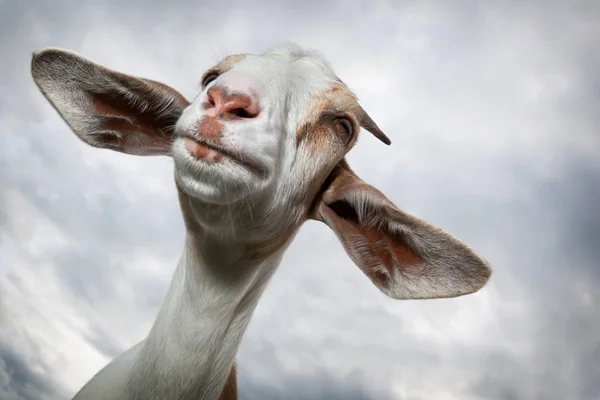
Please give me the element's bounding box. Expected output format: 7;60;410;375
312;160;492;300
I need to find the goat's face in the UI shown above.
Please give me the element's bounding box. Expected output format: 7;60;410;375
32;44;492;300
172;45;385;209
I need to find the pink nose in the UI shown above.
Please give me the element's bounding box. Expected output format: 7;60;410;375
206;86;260;119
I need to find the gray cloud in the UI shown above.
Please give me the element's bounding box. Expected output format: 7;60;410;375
239;369;396;400
0;345;65;400
1;0;599;399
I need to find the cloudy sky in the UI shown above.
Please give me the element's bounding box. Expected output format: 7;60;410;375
1;0;599;399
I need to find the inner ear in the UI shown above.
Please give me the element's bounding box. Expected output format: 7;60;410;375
322;198;426;289
31;48;190;156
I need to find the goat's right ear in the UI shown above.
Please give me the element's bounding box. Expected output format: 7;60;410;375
311;160;492;300
31;48;190;156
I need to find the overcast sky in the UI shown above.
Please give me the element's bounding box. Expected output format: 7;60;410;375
1;0;599;399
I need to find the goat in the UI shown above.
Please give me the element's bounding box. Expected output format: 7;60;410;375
31;43;492;400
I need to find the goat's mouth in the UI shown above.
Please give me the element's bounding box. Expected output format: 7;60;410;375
178;134;265;175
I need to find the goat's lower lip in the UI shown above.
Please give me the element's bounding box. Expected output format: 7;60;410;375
180;136;264;175
184;138;223;162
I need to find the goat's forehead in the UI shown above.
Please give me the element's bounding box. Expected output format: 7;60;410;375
211;45;341;88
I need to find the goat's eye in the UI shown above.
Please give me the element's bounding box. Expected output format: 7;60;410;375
202;73;219;88
333;117;354;144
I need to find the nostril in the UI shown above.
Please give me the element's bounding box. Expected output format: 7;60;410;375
229;107;258;119
207;92;216;107
208;88;260;118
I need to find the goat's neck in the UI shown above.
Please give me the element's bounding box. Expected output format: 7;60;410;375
125;193;299;400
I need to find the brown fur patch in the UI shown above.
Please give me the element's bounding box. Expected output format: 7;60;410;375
184;138;223;163
296;84;361;154
197;115;225;141
201;54;250;88
216;54;250;72
218;365;238;400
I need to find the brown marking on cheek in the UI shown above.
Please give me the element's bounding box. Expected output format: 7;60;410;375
296;85;361;156
296;97;329;146
197;116;225;140
326;85;362;150
296;120;332;155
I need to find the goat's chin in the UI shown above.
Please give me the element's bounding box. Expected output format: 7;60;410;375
173;169;252;205
173;164;250;206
